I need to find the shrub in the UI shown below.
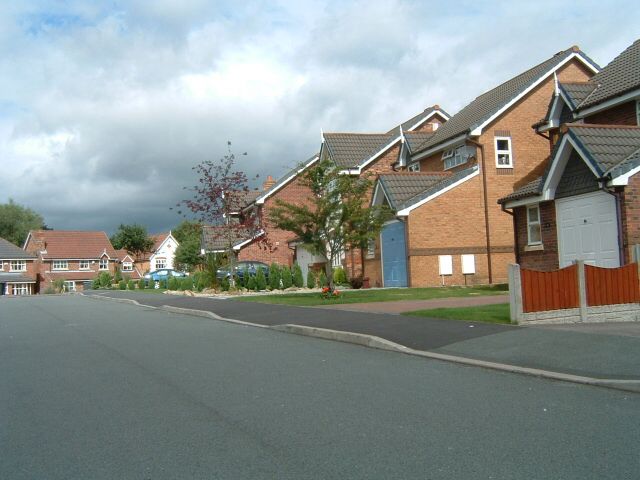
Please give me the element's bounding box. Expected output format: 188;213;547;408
53;279;65;293
118;280;126;290
181;277;193;291
159;278;168;289
221;278;230;291
92;277;101;290
292;263;303;288
138;279;145;290
333;267;347;285
269;263;281;290
247;276;256;291
319;270;328;287
114;268;122;283
99;271;112;288
43;287;56;294
255;268;266;291
168;277;179;290
241;267;249;288
306;269;316;288
281;265;292;289
127;279;135;290
349;276;364;289
193;272;208;292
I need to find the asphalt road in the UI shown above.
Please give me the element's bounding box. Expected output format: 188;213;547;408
1;296;639;479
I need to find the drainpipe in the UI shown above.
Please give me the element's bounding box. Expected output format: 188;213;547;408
467;138;493;284
602;184;626;265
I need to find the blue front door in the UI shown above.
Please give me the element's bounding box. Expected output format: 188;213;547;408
381;221;408;287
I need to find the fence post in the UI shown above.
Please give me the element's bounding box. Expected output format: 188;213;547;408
576;260;587;322
508;264;523;324
631;244;640;263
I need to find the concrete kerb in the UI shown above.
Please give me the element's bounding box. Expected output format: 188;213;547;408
84;293;640;394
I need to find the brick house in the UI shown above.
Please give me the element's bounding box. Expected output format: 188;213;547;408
499;39;640;271
23;230;119;292
0;237;38;295
115;249;144;280
369;46;599;287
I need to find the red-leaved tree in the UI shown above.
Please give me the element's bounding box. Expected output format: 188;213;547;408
177;142;268;286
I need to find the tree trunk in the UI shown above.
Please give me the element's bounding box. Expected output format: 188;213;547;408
325;256;334;292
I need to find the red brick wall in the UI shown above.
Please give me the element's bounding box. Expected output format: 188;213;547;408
584;101;637;126
513;202;559;271
620;175;640;262
238;176;313;266
0;259;38;295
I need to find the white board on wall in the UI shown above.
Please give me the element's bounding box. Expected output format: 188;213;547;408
438;255;453;275
461;254;476;274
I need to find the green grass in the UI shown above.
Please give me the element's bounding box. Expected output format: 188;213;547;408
402;303;511;324
235;284;508;307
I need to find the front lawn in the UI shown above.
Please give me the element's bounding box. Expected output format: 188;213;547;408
402;303;511;324
235;284;508;306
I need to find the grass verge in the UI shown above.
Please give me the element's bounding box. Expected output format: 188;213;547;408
235;284;508;307
402;303;511;324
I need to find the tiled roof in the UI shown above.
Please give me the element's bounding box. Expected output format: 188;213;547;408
0;272;36;283
323;133;397;169
149;233;169;252
0;237;36;259
377;172;452;210
403;131;436;152
559;82;596;109
413;47;599;154
201;225;254;252
498;177;544;204
567;124;640;176
398;166;479;211
27;230;117;260
579;39;640;109
386;105;451;135
115;249;135;261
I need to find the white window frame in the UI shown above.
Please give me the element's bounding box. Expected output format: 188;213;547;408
122;261;133;272
64;281;76;292
79;260;90;270
10;260;26;272
99;258;109;270
408;162;421;172
495;136;513;168
12;283;30;295
527;204;542;245
155;258;167;270
366;239;375;259
52;260;68;271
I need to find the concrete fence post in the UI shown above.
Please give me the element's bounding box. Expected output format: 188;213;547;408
631;244;640;263
576;260;588;322
508;264;523;324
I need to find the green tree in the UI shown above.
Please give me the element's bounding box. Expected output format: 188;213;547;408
292;263;303;288
281;265;292;289
0;199;45;246
333;267;347;285
306;269;316;289
110;224;154;257
255;268;266;291
173;220;203;272
172;220;201;244
269;263;281;290
138;279;146;290
269;158;389;291
99;271;112;288
114;268;123;283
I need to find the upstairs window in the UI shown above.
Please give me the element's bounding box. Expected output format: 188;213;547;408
122;261;133;271
495;137;513;168
442;145;468;170
408;162;420;172
10;260;26;272
79;260;90;270
52;260;68;270
527;205;542;245
366;239;375;259
155;258;167;270
99;258;109;270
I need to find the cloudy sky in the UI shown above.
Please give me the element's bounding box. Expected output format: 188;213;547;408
1;1;638;234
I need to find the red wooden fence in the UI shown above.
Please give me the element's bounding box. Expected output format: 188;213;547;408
521;264;579;313
585;263;640;306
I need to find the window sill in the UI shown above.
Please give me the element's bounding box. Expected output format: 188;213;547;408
524;244;544;252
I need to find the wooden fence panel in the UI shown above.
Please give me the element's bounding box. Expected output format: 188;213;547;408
521;264;579;313
585;263;640;306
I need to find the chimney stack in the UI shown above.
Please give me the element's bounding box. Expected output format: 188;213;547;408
262;175;276;191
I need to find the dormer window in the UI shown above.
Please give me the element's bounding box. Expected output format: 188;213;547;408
99;258;109;270
408;162;420;172
442;145;468;170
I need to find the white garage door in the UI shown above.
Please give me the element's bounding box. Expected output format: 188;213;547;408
556;191;619;268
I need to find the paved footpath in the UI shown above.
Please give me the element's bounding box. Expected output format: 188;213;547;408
86;291;640;385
